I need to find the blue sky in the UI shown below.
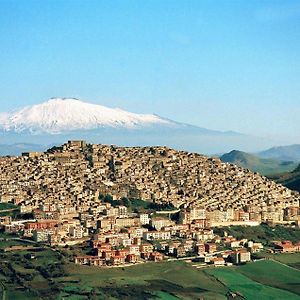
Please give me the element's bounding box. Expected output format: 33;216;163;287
0;0;300;144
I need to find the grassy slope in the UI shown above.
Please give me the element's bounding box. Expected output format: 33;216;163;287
213;224;300;244
220;150;297;175
255;252;300;270
237;260;300;296
206;261;300;300
63;261;227;299
0;247;65;300
269;164;300;193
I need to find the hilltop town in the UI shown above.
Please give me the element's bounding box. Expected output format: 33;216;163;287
0;140;300;267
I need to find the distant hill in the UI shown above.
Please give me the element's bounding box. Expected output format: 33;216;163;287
258;144;300;162
269;164;300;193
0;143;47;156
220;150;297;176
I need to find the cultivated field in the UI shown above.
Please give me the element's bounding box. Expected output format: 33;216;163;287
60;261;228;299
256;252;300;270
237;260;300;296
206;260;300;300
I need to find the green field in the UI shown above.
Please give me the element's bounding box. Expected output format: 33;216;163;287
237;260;300;296
61;261;227;299
255;252;300;270
206;261;300;300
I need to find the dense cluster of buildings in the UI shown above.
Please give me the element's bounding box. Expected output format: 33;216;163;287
0;140;299;266
73;221;264;267
74;219;300;267
273;240;300;253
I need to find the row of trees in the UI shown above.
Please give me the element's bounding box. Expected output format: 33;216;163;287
99;194;175;212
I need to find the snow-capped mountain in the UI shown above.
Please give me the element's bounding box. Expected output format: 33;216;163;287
0;98;176;134
0;97;276;155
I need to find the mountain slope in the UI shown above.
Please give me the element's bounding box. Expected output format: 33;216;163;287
269;164;300;193
0;98;176;134
220;150;297;175
258;145;300;162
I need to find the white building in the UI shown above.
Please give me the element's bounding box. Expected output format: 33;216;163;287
140;214;150;225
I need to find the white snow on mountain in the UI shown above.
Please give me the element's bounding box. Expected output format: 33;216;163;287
0;98;175;134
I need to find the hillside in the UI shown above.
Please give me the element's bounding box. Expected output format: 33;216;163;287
220;150;297;175
0;98;176;134
0;141;298;213
269;164;300;193
258;144;300;162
